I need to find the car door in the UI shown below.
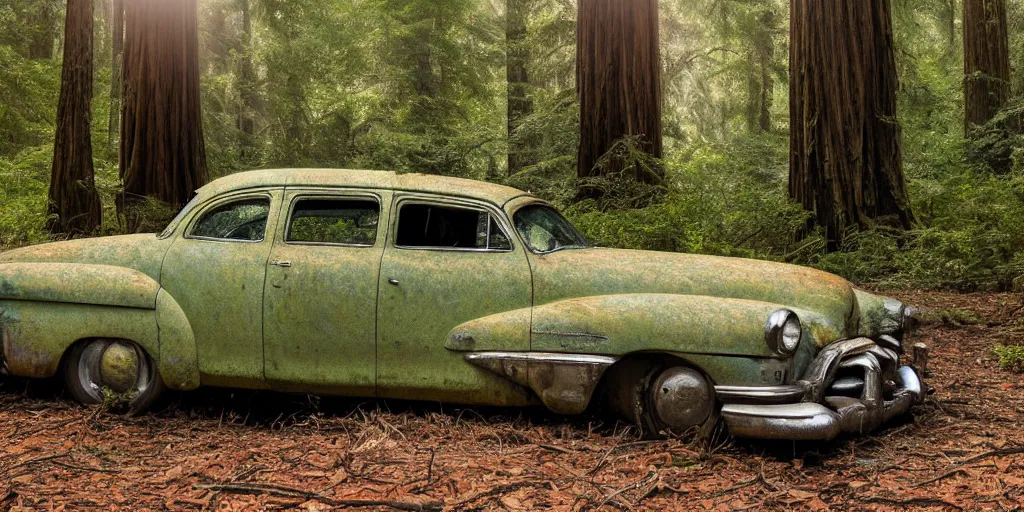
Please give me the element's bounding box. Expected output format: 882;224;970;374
376;194;534;405
161;188;282;388
262;188;389;396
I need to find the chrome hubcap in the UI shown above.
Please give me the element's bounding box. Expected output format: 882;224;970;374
651;367;714;432
78;340;151;402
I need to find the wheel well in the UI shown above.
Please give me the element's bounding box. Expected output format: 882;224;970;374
595;353;717;423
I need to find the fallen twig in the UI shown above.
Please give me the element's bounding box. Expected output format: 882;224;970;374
914;468;969;488
6;453;68;471
537;443;573;454
958;446;1024;465
194;482;441;511
860;496;963;510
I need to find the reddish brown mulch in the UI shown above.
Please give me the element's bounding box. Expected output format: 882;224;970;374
1;291;1022;511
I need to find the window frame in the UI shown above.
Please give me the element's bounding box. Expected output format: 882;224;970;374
392;196;516;254
184;192;275;244
283;192;383;248
510;201;592;255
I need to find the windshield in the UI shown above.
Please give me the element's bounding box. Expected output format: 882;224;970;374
158;196;200;239
513;204;591;254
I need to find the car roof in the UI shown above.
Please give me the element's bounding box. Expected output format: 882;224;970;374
197;169;535;206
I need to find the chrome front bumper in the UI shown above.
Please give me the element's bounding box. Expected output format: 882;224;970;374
718;337;927;440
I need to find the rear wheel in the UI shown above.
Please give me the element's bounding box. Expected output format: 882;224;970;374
63;339;165;414
607;360;719;439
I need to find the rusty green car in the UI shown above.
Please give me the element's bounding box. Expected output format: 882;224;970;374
0;169;927;440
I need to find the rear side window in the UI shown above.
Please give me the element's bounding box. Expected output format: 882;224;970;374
190;198;270;242
287;198;380;246
396;203;511;251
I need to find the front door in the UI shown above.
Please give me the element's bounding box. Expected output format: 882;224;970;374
161;189;282;388
376;195;533;405
262;189;389;396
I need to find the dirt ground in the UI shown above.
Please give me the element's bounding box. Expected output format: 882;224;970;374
0;291;1022;511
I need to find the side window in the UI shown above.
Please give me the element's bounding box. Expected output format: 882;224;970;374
287;198;380;246
396;203;512;251
190;198;271;241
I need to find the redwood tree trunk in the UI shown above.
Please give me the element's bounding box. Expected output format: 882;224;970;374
789;0;914;250
964;0;1012;172
120;0;208;211
48;0;102;235
576;0;663;192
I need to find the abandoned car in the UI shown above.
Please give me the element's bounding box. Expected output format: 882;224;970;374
0;169;927;440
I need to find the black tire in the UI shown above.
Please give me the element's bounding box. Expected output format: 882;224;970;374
62;339;165;415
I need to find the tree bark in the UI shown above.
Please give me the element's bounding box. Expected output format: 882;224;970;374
120;0;208;212
964;0;1012;172
507;0;534;175
576;0;663;192
789;0;914;251
48;0;102;235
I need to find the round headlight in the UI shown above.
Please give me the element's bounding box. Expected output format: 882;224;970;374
766;309;802;356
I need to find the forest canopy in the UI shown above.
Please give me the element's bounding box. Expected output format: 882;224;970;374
2;0;1024;291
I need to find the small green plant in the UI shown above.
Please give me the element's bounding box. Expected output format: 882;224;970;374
993;344;1024;373
918;308;983;328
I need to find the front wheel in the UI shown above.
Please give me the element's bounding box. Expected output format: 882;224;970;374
607;361;719;439
63;339;165;414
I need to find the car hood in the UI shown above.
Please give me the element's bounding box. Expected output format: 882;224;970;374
530;248;859;344
0;234;172;281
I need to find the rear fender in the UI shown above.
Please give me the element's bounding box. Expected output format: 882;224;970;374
0;264;200;390
0;263;159;308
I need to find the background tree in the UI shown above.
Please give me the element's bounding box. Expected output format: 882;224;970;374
964;0;1013;173
120;0;208;213
47;0;101;235
789;0;915;251
27;1;60;60
108;0;123;148
507;0;536;175
576;0;663;199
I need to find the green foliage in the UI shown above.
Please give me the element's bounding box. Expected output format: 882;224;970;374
3;0;1024;294
567;135;809;260
917;308;983;328
993;344;1024;373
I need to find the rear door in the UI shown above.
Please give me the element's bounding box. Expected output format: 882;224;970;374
262;188;389;395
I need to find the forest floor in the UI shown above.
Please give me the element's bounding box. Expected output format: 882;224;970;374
0;291;1022;511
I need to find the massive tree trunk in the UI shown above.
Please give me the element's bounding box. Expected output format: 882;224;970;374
507;0;534;175
576;0;663;193
108;0;123;148
789;0;914;251
48;0;101;235
120;0;208;211
964;0;1012;172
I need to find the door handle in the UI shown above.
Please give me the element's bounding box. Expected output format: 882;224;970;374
387;278;400;286
270;260;292;268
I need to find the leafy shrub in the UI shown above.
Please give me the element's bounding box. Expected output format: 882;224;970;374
993;344;1024;373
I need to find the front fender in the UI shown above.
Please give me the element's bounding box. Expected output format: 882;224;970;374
448;294;843;358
